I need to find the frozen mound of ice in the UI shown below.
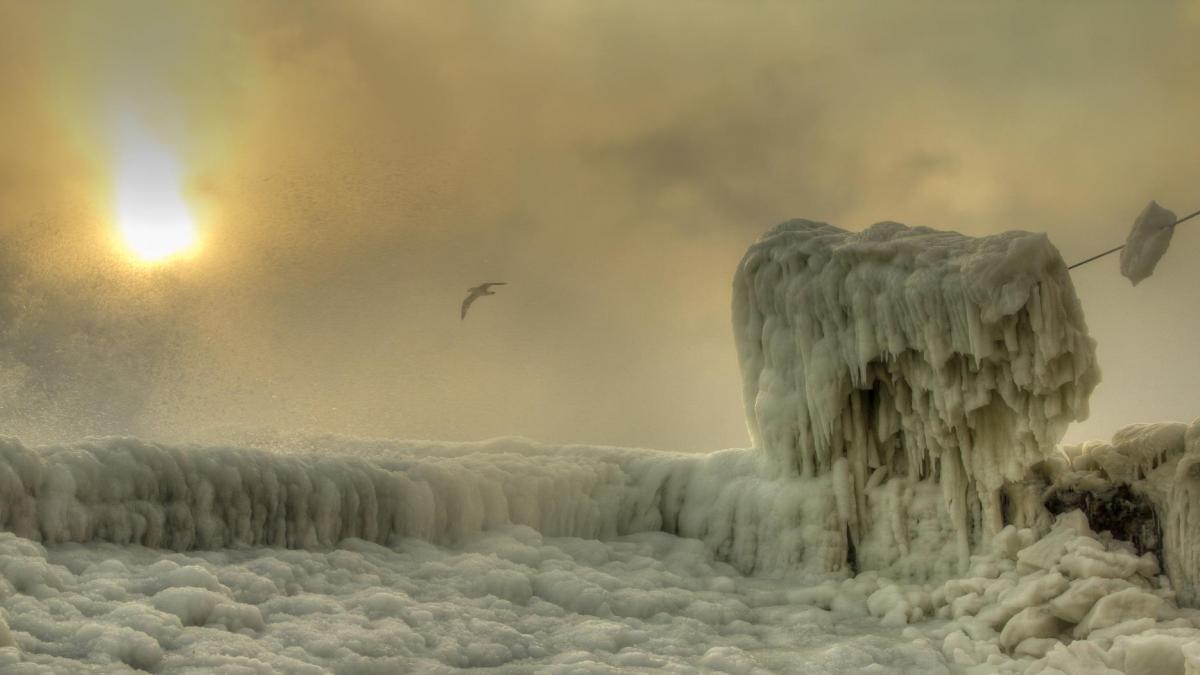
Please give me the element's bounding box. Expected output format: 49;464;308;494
932;509;1200;674
732;220;1099;572
778;509;1200;674
1048;419;1200;608
935;512;1166;650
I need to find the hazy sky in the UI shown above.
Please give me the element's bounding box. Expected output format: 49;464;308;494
0;1;1197;450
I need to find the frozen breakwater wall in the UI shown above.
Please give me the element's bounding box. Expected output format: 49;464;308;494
0;432;876;578
0;436;693;550
0;435;791;567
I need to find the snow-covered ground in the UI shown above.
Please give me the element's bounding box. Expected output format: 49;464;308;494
0;435;1196;674
1;511;1197;674
0;527;946;674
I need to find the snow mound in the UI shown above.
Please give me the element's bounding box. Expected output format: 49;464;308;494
732;220;1099;572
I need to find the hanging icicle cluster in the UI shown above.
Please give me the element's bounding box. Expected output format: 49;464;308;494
732;220;1100;568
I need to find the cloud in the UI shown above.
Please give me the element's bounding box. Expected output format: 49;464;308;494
0;1;1197;448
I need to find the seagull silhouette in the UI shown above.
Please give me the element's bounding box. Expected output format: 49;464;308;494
461;282;507;320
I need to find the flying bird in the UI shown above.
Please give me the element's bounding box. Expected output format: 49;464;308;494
461;282;507;320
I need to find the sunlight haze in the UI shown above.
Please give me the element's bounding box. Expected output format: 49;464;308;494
0;0;1197;449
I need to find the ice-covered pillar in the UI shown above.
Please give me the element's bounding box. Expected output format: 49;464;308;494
732;220;1100;565
1165;425;1200;606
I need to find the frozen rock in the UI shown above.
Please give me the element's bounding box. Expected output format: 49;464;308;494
1016;510;1094;572
1073;587;1164;638
1032;640;1123;674
1048;577;1137;623
1060;541;1157;580
1014;637;1060;659
999;605;1066;650
1110;633;1190;675
977;570;1068;629
1087;617;1158;643
991;525;1037;561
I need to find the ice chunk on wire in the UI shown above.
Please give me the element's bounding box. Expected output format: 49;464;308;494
1120;201;1176;286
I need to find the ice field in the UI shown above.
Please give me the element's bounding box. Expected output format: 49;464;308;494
0;435;1197;673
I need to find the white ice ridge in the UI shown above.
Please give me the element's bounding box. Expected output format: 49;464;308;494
0;432;964;580
0;433;896;579
0;437;680;551
732;220;1100;570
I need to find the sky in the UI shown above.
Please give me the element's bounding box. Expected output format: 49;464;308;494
0;0;1197;450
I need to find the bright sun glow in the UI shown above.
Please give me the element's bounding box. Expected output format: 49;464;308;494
114;118;198;262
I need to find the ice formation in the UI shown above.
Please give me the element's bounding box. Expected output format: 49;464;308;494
3;217;1200;672
1048;419;1200;608
0;436;682;552
0;524;964;673
732;220;1099;573
0;220;1116;586
0;441;1197;673
1120;201;1176;286
0;431;1040;583
786;508;1200;674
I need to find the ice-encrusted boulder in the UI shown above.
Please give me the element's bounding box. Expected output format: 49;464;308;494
732;220;1100;571
933;511;1181;669
1049;419;1200;607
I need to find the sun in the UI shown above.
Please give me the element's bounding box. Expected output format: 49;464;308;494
113;118;198;263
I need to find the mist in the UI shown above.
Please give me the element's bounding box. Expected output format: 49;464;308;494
0;0;1197;450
